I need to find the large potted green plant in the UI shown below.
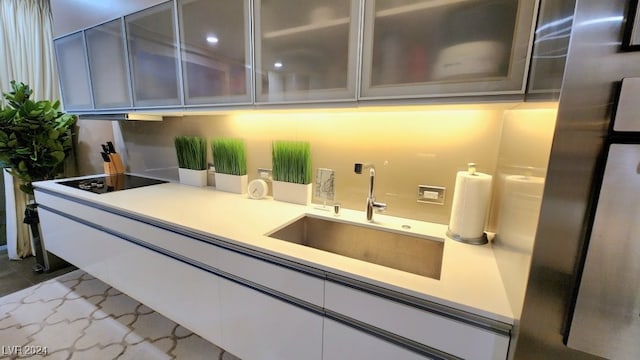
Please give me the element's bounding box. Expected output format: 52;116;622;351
272;140;312;205
0;81;76;195
211;137;248;194
0;81;76;269
174;135;207;187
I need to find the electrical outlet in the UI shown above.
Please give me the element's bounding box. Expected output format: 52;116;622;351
417;185;445;205
257;168;272;180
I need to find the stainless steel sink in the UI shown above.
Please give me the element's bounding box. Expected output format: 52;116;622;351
267;216;444;279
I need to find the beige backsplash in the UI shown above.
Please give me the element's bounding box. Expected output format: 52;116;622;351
74;119;117;175
117;104;558;227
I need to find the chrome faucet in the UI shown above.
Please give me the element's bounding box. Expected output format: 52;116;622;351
354;163;387;222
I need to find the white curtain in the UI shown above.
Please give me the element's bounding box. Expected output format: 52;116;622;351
0;0;58;100
0;0;58;259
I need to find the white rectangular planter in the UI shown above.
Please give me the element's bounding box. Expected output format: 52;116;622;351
214;173;248;194
178;168;207;187
272;181;312;205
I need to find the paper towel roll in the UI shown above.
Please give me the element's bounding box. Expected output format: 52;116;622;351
448;169;493;242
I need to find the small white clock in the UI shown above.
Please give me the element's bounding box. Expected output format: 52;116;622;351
248;179;268;199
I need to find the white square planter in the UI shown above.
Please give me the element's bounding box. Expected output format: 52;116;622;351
272;181;312;205
214;173;248;194
178;168;207;187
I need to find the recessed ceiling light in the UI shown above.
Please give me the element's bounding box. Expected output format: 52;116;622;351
206;35;219;44
274;62;283;68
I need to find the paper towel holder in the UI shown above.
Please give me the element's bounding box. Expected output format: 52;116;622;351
446;229;488;245
446;162;491;245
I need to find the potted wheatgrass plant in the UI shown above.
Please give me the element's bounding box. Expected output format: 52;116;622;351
211;137;248;194
174;135;207;187
272;140;312;205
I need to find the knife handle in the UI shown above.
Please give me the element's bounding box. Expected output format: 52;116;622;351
108;153;125;174
107;141;116;154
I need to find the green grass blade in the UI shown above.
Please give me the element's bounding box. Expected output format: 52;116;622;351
272;140;311;184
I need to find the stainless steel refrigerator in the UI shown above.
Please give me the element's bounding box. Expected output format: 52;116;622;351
566;77;640;359
513;0;640;359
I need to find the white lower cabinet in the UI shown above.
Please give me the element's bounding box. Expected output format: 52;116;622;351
37;200;323;360
107;235;223;346
38;208;111;282
325;281;510;360
38;208;224;346
218;278;323;360
35;190;511;360
323;319;429;360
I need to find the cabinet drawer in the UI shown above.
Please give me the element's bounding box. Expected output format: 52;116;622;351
38;207;112;281
323;319;430;360
325;281;509;360
219;277;323;360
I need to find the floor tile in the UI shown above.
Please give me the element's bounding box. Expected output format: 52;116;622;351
0;276;35;298
1;252;76;298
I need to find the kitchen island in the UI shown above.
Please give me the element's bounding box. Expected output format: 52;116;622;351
34;176;513;360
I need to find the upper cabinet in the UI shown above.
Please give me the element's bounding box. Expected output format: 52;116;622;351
177;0;252;105
85;18;133;109
54;32;93;111
360;0;537;99
526;0;575;100
53;0;553;113
51;0;168;38
253;0;360;103
126;2;182;107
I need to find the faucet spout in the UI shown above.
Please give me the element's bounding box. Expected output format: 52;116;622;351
354;163;387;222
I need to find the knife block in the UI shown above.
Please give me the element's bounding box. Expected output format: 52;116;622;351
105;173;125;190
104;153;125;175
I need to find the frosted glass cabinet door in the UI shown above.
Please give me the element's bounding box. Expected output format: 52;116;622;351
178;0;251;105
126;2;181;107
54;32;93;111
85;19;133;109
526;0;574;99
254;0;360;103
361;0;537;99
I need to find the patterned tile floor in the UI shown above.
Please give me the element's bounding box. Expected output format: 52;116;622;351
0;253;77;298
0;270;240;359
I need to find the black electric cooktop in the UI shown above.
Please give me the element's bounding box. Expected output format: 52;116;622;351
59;174;168;194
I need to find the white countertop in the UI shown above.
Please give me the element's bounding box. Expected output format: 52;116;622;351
34;176;513;324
